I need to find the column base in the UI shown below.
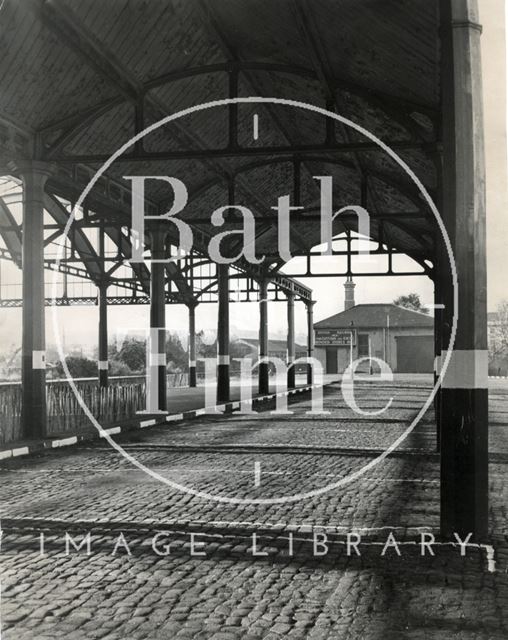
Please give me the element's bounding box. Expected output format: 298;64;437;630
440;387;488;541
434;377;441;453
258;362;270;395
21;358;47;439
99;370;109;388
217;364;230;403
287;366;296;390
157;366;167;412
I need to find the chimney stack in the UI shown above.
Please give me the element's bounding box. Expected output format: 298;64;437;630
344;276;355;310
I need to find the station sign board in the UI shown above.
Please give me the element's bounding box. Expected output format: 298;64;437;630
315;329;356;346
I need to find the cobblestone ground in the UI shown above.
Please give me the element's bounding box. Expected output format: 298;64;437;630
1;381;507;639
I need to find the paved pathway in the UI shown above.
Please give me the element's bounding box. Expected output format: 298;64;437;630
1;380;507;639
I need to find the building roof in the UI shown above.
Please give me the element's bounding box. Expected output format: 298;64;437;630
314;304;434;330
235;338;306;352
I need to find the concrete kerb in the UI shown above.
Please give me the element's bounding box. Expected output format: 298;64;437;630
0;383;322;461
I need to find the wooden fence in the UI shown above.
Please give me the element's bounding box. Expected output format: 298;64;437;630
0;373;188;444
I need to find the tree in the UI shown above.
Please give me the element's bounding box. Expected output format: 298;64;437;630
109;360;133;377
117;337;146;372
115;334;188;373
56;356;97;378
166;333;187;371
489;300;508;361
393;293;429;314
196;330;217;358
0;345;21;381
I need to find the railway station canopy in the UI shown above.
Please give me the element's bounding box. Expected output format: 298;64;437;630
0;0;443;277
0;0;489;539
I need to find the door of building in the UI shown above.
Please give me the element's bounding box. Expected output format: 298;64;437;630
358;333;369;358
325;347;338;374
396;335;433;372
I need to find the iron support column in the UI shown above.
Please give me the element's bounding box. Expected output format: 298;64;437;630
217;264;230;403
258;279;269;395
432;148;445;453
440;0;488;540
17;162;53;439
287;292;296;389
150;228;167;412
188;302;197;388
433;273;442;451
98;283;109;388
306;301;316;385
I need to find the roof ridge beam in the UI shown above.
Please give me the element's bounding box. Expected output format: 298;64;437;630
27;0;143;104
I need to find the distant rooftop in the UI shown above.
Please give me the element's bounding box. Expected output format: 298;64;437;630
314;304;434;330
235;338;306;351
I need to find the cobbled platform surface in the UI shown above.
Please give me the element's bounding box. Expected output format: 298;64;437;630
1;381;507;639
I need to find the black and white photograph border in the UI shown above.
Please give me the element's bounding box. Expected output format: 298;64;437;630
0;1;507;639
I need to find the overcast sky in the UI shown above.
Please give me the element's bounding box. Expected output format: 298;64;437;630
0;1;506;352
483;0;508;312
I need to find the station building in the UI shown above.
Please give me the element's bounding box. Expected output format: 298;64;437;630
314;279;434;375
233;338;307;365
